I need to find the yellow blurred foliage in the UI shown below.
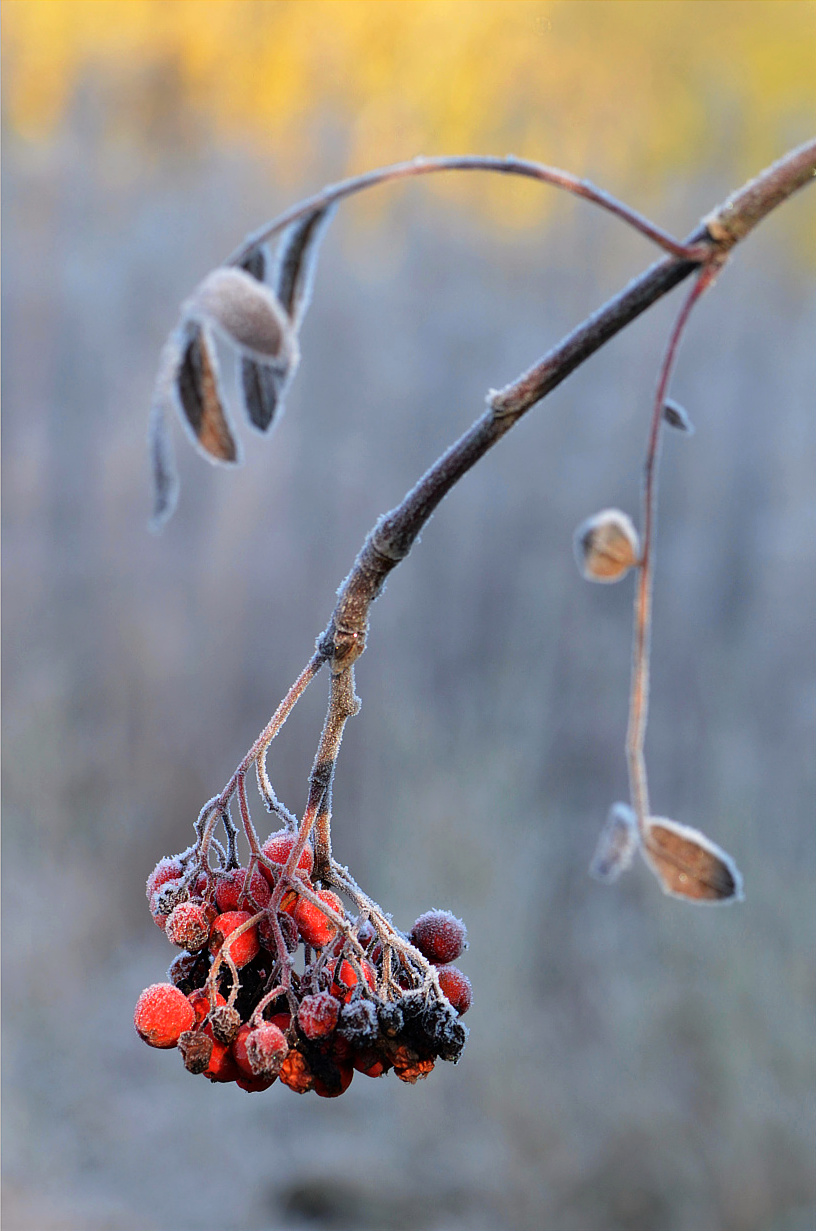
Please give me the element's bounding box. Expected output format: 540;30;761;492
3;0;815;225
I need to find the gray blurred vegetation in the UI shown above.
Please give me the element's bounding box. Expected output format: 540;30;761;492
3;88;816;1231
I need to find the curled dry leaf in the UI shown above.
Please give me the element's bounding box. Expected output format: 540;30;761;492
574;508;640;582
641;816;743;904
273;204;336;327
589;802;638;883
175;322;239;464
663;397;695;434
237;244;293;434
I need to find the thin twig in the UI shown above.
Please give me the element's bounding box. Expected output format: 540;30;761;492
227;154;701;268
626;264;721;837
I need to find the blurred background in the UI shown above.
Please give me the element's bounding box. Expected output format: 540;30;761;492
3;3;815;1229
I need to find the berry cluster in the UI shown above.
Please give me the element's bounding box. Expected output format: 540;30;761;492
135;834;472;1096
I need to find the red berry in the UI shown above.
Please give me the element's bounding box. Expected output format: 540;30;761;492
313;1061;354;1098
165;902;210;952
201;1027;241;1083
297;992;341;1040
146;855;183;902
293;889;344;948
236;1072;276;1093
244;1023;288;1078
437;966;472;1015
353;1048;389;1078
259;831;314;885
187;988;227;1025
329;957;376;1003
209;911;260;968
410;910;467;965
134;982;195;1049
214;867;271;914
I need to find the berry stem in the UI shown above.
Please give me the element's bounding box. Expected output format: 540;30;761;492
228;154;702;269
626;263;721;837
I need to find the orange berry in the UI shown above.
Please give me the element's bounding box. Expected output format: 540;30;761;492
279;1048;313;1094
134;982;195;1049
187;987;226;1025
293;889;344;948
329;957;376;1004
209;910;260;968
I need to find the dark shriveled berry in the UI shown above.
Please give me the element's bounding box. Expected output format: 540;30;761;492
377;1000;404;1038
167;950;210;995
337;999;379;1047
178;1029;213;1074
209;1004;241;1045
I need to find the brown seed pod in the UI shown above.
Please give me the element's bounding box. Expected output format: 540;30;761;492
574;508;640;582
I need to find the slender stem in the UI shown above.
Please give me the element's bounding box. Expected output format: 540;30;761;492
627;265;720;836
227;154;700;268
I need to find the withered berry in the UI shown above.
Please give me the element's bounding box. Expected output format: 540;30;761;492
410;909;467;965
178;1029;213;1074
134;982;195;1049
209;1004;242;1045
146;855;183;902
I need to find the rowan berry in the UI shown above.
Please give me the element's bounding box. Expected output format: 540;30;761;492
167;950;210;995
209;1004;241;1045
245;1023;289;1079
134;982;195;1048
215;866;271;913
231;1023;256;1077
178;1029;213;1074
410;910;467;965
146;855;183;902
165;902;210;952
313;1061;354;1098
236;1072;276;1093
187;987;227;1025
279;1048;313;1094
329;957;376;1003
293;889;344;948
356;918;377;950
259;831;314;884
392;1044;435;1083
353;1048;389;1078
297;992;340;1040
209;910;260;968
437;966;472;1015
202;1031;241;1083
337;999;379;1046
150;880;187;929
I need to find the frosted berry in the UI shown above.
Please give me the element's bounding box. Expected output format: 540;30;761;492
245;1023;288;1079
134;982;195;1048
201;1027;241;1083
293;889;344;948
209;1004;241;1045
297;992;341;1040
165;902;210;952
437;966;472;1015
167;950;210;994
259;831;314;884
410;910;467;965
214;866;271;913
146;855;183;902
209;911;260;968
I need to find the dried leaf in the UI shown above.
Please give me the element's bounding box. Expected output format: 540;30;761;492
147;397;179;533
663;398;695;434
189;267;296;365
574;508;640;582
589;802;638;883
236;244;294;433
641;816;743;904
176;322;239;463
273;205;336;327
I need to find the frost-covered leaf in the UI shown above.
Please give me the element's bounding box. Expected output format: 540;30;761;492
176;321;239;463
589;802;638;883
663;398;695;434
147;396;179;532
641;816;743;904
273;205;336;327
573;508;640;582
236;244;296;433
